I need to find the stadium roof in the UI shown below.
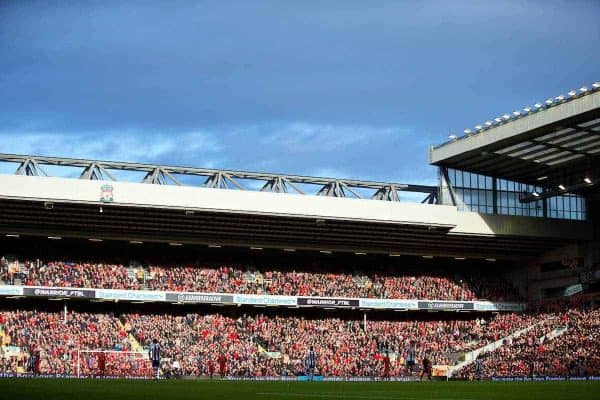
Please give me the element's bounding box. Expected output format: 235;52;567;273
430;83;600;199
0;153;439;203
0;174;591;260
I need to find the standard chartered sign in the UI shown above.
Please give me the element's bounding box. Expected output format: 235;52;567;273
360;299;418;309
95;289;165;301
234;294;296;306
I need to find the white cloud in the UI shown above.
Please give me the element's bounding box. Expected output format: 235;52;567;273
0;121;437;191
262;122;413;153
0;129;223;164
308;167;346;178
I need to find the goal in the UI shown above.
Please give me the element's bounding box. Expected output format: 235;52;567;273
75;350;152;378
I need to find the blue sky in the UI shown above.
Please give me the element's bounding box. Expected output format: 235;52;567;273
1;0;599;187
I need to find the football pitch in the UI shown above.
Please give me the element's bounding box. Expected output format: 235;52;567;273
0;379;599;400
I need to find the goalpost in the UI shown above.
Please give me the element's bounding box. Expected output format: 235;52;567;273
75;350;152;379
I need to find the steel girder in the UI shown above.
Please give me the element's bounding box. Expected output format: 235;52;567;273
0;153;438;203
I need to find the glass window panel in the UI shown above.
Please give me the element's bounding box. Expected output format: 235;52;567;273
455;171;462;187
463;189;471;206
448;169;585;221
508;193;517;208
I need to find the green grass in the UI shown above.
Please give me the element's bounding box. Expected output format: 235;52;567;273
0;379;598;400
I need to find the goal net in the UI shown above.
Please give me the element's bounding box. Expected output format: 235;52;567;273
75;350;152;378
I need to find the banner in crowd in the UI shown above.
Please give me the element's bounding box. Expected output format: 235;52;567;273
0;372;149;380
297;297;359;307
563;284;583;297
417;301;474;311
0;286;23;296
474;301;525;312
322;376;416;382
22;287;95;299
1;346;22;357
432;365;450;377
297;376;324;381
233;293;296;306
95;289;165;302
359;298;418;309
0;285;526;312
0;372;597;382
165;292;234;304
226;376;298;381
491;376;600;382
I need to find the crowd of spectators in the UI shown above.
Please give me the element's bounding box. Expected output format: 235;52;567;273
457;307;600;378
1;308;547;377
18;260;135;290
0;310;132;375
0;257;523;302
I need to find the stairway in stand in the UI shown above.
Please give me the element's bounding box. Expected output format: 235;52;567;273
447;315;560;378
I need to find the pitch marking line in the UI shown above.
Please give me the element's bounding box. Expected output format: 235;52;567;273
256;393;415;399
256;392;470;400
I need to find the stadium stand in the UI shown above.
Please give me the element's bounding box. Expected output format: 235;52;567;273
0;306;559;378
0;257;523;302
0;309;132;375
456;307;600;379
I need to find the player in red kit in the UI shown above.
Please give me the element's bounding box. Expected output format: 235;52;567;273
382;351;391;380
420;353;432;381
208;359;215;378
218;353;227;378
97;352;106;376
34;349;41;375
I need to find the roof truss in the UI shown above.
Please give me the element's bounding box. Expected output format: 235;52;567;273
0;153;438;203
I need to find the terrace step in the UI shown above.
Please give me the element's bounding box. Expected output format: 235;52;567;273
447;316;558;378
